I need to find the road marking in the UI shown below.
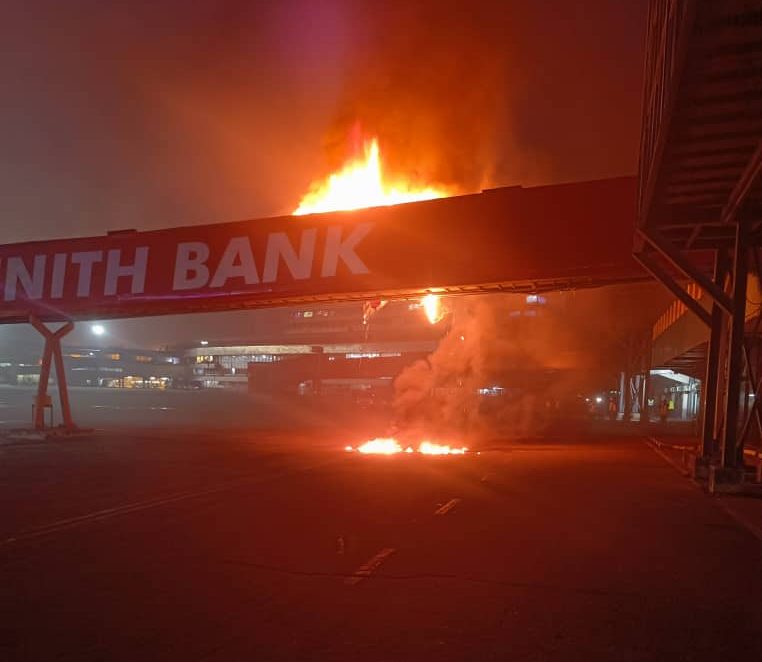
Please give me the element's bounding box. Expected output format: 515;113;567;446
647;436;693;452
0;490;216;547
645;438;689;476
714;499;762;543
0;457;338;549
645;439;762;545
345;547;396;585
434;498;461;516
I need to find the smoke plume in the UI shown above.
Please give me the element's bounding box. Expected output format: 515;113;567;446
311;1;536;194
392;284;670;442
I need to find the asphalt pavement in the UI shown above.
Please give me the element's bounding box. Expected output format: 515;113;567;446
1;413;761;661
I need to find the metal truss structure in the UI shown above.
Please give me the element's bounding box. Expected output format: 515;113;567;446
636;0;762;479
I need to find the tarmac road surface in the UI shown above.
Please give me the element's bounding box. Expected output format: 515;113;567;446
1;421;761;661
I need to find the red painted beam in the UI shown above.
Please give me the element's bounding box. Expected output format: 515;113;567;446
0;176;644;323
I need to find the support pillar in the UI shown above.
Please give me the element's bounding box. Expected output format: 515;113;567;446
618;371;626;419
28;316;77;432
721;222;749;468
640;336;652;427
700;250;729;459
629;374;640;420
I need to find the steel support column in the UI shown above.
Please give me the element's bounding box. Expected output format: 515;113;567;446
618;372;626;419
640;335;652;427
739;344;762;446
700;250;729;458
629;374;640;420
633;250;711;327
28;316;76;431
721;222;749;468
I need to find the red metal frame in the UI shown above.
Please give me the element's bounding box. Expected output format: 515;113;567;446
28;315;76;431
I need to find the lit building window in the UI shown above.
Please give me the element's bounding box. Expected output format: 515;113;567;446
248;355;277;363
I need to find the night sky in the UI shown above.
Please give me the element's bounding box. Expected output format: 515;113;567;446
0;0;647;349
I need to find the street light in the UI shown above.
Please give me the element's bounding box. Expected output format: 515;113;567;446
200;340;209;346
91;324;105;336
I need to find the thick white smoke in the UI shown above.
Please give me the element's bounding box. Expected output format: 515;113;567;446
391;285;669;442
392;295;563;442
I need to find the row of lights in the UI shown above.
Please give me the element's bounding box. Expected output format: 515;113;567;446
89;322;212;350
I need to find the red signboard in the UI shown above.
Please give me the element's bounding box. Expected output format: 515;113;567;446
0;177;644;323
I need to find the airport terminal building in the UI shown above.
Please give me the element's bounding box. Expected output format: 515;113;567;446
0;301;444;393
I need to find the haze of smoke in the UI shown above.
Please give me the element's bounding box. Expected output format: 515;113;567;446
391;284;670;442
316;1;543;193
392;295;565;442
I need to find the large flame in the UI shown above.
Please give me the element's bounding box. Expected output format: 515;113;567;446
294;138;451;216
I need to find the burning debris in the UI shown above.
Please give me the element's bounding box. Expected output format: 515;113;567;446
345;438;469;456
346;438;402;454
418;441;467;455
422;294;446;325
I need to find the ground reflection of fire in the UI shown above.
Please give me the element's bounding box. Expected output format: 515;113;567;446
345;438;469;455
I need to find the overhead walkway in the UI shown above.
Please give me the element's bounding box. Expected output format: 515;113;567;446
0;176;642;325
0;176;644;432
